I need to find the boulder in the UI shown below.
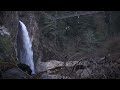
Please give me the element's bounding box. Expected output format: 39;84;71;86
2;67;31;79
36;60;64;73
36;60;92;79
17;63;32;75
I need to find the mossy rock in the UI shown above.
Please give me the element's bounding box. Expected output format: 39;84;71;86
0;34;16;63
0;61;17;72
0;35;12;53
2;67;32;79
0;61;33;79
0;34;18;78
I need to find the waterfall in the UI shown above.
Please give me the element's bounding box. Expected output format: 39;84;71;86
17;20;35;74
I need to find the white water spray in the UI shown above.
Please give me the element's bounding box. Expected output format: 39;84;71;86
17;20;35;74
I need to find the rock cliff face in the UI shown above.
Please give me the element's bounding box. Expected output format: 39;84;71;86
0;11;18;63
1;11;120;79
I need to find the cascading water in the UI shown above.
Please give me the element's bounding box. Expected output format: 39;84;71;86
17;20;35;74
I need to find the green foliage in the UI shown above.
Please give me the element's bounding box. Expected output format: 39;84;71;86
0;36;12;54
0;35;15;63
